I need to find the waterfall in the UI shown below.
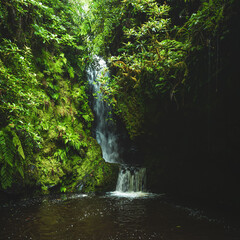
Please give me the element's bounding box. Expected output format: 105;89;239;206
116;166;146;192
88;57;147;195
87;57;120;163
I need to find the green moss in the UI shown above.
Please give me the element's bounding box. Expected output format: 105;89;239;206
35;155;64;191
59;138;119;193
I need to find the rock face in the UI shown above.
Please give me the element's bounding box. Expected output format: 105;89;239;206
120;3;240;210
139;79;240;209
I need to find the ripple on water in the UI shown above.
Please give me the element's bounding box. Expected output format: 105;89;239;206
1;193;239;240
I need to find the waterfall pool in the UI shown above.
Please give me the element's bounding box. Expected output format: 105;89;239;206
1;193;239;240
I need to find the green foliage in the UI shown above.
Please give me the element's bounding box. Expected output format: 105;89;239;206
35;155;64;193
12;130;25;160
0;0;114;194
0;127;25;189
89;0;235;138
0;38;44;145
174;0;233;99
180;0;226;48
90;0;189;138
0;128;15;168
59;138;118;193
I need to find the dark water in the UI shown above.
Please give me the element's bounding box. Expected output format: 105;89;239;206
0;193;239;240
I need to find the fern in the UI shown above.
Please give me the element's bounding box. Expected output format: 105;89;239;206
0;127;26;189
0;164;14;189
0;129;15;189
54;148;68;164
0;129;15;167
12;131;25;159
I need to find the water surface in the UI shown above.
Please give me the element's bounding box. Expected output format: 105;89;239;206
0;193;239;240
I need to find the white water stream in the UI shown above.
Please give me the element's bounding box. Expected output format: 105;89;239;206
87;57;119;163
88;57;148;197
116;166;147;192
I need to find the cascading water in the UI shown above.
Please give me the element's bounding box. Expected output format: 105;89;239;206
116;166;147;192
88;57;147;196
87;57;120;163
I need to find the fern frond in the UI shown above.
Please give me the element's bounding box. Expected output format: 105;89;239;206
0;130;14;167
12;131;25;159
0;164;13;189
15;162;24;178
0;127;26;189
54;148;68;163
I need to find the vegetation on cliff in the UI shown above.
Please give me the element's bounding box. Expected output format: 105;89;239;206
89;0;236;139
0;0;117;194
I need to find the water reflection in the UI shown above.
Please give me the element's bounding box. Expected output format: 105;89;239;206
0;193;239;240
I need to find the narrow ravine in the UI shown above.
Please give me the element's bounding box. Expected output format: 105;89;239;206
1;0;240;239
